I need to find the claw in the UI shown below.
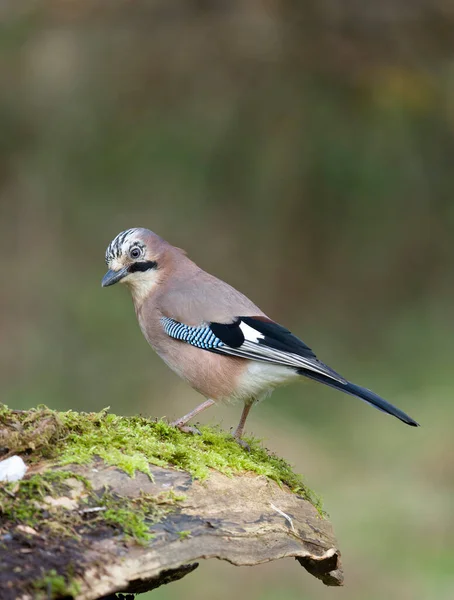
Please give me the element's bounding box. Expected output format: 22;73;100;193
232;436;251;452
173;423;202;436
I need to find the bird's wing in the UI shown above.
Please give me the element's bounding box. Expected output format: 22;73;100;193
161;315;346;384
157;269;267;326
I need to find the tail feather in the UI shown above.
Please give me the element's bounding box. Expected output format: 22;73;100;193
297;369;419;427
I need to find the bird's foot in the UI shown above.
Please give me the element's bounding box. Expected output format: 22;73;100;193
169;400;215;435
232;435;251;452
171;422;202;436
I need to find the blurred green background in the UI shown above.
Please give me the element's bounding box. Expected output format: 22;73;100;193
1;1;453;599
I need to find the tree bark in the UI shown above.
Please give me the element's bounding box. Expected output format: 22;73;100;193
0;408;343;598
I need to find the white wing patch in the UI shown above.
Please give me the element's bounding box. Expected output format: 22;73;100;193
239;321;265;343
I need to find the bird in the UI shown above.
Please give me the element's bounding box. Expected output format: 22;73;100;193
102;227;419;444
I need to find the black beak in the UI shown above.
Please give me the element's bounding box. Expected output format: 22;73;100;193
101;267;129;287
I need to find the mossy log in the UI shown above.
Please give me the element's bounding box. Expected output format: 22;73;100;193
0;406;343;599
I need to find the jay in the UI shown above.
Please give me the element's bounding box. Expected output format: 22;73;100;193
102;228;419;443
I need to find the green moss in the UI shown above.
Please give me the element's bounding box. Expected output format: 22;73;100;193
1;471;183;547
0;404;64;458
178;530;191;540
0;471;90;525
33;569;80;599
103;502;153;543
0;404;322;513
95;490;179;544
0;404;325;596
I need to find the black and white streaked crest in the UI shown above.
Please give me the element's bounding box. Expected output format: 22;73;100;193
105;228;142;265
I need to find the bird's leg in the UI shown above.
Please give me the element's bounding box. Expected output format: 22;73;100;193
232;403;253;450
171;399;215;434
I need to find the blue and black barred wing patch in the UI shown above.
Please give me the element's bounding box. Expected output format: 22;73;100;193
161;317;224;349
161;315;346;383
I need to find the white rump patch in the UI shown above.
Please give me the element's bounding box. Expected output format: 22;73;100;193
233;361;300;403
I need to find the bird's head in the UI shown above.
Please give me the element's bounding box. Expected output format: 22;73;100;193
102;228;167;302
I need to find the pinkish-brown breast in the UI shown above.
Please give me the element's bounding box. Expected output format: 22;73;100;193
136;301;247;401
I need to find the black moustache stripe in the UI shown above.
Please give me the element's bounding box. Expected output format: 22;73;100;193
128;260;158;274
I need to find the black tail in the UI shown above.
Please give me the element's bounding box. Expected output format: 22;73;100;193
297;369;419;427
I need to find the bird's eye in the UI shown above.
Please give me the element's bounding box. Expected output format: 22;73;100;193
130;247;142;260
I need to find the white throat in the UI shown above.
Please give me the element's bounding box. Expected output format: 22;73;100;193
124;270;160;306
